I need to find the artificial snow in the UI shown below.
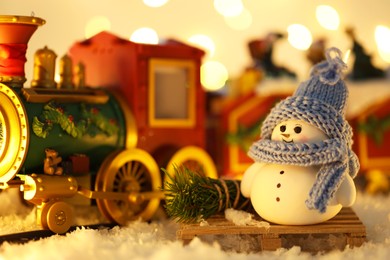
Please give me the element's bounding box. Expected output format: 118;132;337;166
0;188;390;259
225;208;270;229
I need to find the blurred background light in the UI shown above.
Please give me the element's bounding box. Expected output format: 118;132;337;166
214;0;244;17
316;5;340;30
85;16;111;39
201;61;228;91
143;0;169;8
130;27;159;44
188;34;216;57
287;24;313;50
343;49;351;64
375;25;390;63
224;8;252;30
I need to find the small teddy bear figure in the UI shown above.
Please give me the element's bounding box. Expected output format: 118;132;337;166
44;148;63;175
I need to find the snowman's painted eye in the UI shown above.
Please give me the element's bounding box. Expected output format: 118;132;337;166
280;125;286;132
294;125;302;134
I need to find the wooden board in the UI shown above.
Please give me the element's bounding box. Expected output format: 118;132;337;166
177;207;366;253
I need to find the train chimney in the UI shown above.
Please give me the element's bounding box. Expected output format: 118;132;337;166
0;15;45;87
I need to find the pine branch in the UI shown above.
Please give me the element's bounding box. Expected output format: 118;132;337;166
162;166;251;223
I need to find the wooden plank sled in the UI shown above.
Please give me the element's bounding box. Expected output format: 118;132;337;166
177;207;366;253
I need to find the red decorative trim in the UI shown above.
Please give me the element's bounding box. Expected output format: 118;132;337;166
0;43;27;76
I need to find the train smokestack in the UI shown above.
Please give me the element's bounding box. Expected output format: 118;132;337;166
0;14;45;87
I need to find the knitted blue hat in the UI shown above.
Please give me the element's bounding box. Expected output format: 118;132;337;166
248;47;360;213
260;47;349;140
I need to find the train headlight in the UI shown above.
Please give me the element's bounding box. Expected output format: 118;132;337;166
0;83;29;184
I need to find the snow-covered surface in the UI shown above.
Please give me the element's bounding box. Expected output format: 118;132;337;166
0;188;390;260
255;78;390;119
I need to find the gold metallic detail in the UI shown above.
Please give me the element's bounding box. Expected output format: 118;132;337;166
58;54;74;89
1;179;24;189
165;146;218;187
0;15;45;26
22;87;109;104
31;46;57;88
77;187;165;201
74;62;86;89
22;174;78;201
39;200;74;234
94;148;161;225
148;59;196;128
0;83;29;183
111;91;137;148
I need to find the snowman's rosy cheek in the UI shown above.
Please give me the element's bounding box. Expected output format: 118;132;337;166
296;135;309;142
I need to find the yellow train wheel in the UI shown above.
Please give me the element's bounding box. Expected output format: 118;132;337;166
165;146;218;186
40;200;74;234
95;148;161;225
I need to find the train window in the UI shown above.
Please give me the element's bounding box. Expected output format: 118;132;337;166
149;59;195;127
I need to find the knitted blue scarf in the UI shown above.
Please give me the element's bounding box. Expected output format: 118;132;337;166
248;138;359;213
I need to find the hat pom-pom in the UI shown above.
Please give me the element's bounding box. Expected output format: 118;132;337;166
310;47;347;86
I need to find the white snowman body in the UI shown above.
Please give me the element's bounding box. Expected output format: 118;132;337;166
241;119;356;225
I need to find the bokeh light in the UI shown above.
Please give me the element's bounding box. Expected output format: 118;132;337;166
214;0;244;17
287;24;313;50
188;34;216;57
375;25;390;63
130;27;159;44
143;0;169;8
224;8;252;30
316;5;340;30
85;16;111;39
201;61;229;91
343;49;351;64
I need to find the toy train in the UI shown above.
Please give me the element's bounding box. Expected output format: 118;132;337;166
0;15;217;234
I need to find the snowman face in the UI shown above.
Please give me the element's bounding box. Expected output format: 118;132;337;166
271;120;328;143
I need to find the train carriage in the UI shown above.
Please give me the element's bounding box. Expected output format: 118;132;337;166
68;31;217;179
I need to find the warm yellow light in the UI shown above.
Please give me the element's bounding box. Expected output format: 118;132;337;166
224;8;252;30
201;61;229;91
55;73;60;84
316;5;340;30
343;49;351;64
375;25;390;63
130;27;159;44
85;16;111;39
287;24;313;50
214;0;244;17
188;34;215;57
143;0;169;8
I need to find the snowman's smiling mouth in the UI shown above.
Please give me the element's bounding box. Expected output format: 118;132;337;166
282;139;294;143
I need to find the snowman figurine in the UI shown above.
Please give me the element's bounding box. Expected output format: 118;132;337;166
241;47;360;225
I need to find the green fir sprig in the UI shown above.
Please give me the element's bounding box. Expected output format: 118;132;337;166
163;166;251;223
32;101;119;139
